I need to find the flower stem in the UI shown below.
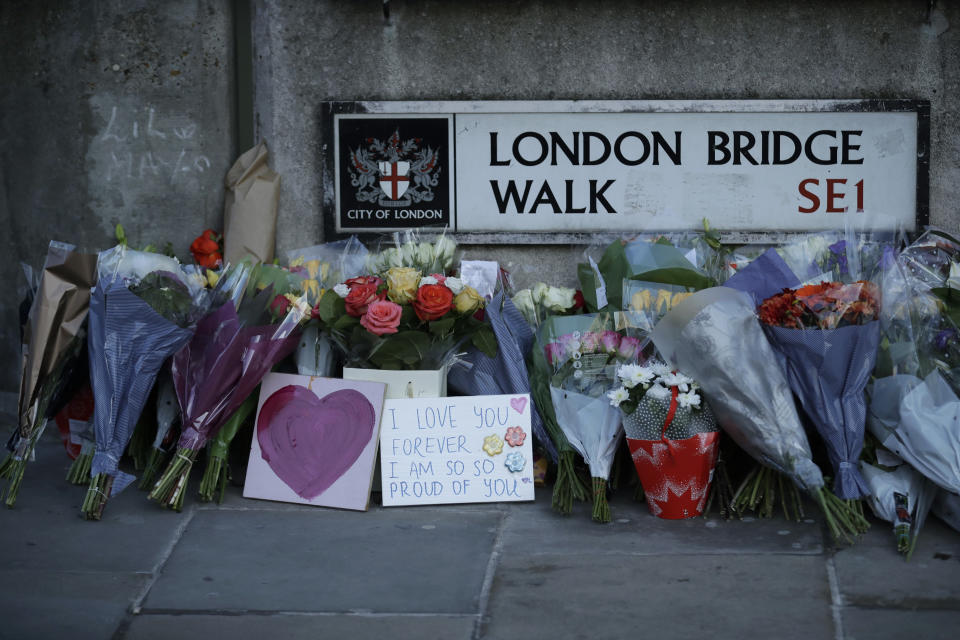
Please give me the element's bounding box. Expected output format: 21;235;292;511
139;447;168;490
148;447;197;511
67;439;95;485
197;454;227;503
80;473;114;520
0;456;26;508
811;487;870;545
591;477;611;524
551;450;588;515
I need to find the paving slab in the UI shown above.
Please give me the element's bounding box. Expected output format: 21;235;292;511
124;613;475;640
0;569;145;639
833;514;960;609
842;606;960;640
500;486;824;557
0;432;192;573
143;508;500;614
482;552;833;640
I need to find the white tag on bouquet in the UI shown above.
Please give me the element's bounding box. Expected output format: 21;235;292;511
460;260;500;299
588;256;608;309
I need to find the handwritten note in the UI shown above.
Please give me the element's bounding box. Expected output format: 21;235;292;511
379;394;535;506
90;99;210;184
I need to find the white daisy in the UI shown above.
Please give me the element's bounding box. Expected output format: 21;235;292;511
650;361;672;377
677;391;701;409
646;383;671;400
607;387;630;408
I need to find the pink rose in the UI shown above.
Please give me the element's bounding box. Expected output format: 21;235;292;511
544;342;565;366
580;332;600;354
618;336;641;360
360;300;402;336
600;330;621;354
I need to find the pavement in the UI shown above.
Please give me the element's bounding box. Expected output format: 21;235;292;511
1;393;960;640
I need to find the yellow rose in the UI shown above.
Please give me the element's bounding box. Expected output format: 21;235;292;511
454;285;484;314
301;279;322;305
386;267;422;304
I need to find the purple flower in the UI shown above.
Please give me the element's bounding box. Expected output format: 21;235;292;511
828;240;849;276
935;328;958;351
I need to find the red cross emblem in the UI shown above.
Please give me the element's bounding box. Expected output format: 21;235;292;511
378;161;410;200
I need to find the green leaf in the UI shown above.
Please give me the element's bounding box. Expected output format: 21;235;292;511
627;267;714;291
471;326;498;358
369;331;431;369
115;223;127;246
932;287;960;326
316;290;345;324
429;316;456;336
333;314;358;331
577;263;600;312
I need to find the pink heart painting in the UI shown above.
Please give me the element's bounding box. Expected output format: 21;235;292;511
510;396;528;415
257;385;376;500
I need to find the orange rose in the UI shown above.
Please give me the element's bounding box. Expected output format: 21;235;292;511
344;283;384;317
413;283;453;321
190;229;222;269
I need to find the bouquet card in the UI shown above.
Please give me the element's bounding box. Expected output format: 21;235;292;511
379;394;535;506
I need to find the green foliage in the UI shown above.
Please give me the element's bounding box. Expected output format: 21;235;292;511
128;272;196;327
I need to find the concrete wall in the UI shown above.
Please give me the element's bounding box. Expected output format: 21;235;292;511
2;0;958;391
252;0;959;274
0;0;235;391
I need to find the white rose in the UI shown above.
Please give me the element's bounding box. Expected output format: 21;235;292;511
419;275;439;287
387;247;405;269
333;283;350;298
415;242;435;269
512;289;536;324
444;276;465;294
541;286;576;312
434;235;457;269
531;282;548;304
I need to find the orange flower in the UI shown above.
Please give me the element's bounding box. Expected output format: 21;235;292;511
190;229;222;269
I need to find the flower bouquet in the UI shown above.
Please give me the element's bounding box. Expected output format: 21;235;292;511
608;361;719;519
859;454;936;559
519;283;596;514
536;314;641;522
194;261;308;500
651;287;868;542
895;228;960;391
1;242;97;507
756;279;881;500
314;269;496;375
149;263;305;511
447;280;556;462
287;236;369;376
78;245;205;519
577;232;721;312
